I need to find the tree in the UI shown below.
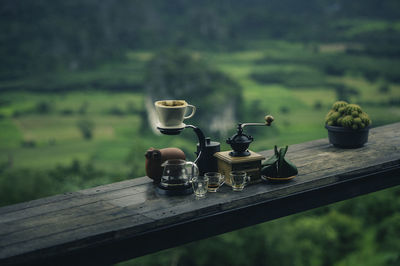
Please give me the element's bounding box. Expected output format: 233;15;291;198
76;119;95;140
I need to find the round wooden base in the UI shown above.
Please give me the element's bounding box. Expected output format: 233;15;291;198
156;184;193;196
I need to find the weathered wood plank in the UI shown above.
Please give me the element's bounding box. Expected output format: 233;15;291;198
0;180;147;224
0;122;399;266
0;177;149;217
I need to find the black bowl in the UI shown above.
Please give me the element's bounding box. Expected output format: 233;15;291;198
325;125;370;148
226;134;252;156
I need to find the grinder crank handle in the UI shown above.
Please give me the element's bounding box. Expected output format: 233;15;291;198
240;115;274;129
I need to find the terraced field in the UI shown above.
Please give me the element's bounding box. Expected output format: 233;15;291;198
1;41;400;204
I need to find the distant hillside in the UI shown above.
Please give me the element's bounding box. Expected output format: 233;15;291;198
1;0;399;78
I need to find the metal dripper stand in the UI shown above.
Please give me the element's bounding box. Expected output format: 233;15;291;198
155;125;203;196
156;124;220;196
157;123;220;174
157;124;206;166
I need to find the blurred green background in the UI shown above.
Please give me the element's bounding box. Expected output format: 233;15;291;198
0;1;399;265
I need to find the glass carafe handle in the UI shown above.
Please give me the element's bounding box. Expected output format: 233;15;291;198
185;161;199;181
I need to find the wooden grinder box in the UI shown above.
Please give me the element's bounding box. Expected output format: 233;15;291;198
214;150;265;186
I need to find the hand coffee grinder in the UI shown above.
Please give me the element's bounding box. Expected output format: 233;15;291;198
214;115;274;185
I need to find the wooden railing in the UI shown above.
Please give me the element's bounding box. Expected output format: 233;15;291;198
1;122;399;265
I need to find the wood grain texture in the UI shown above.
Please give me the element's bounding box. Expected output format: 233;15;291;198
1;123;400;265
214;150;265;163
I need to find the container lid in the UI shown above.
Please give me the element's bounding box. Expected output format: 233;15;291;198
197;137;220;148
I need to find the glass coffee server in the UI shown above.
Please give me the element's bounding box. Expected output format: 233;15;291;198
157;159;199;195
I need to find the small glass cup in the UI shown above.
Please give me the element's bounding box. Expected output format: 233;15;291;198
192;176;209;198
230;171;248;191
205;172;225;192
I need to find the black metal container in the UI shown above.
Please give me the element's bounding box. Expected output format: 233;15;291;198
196;137;220;175
326;125;370;148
